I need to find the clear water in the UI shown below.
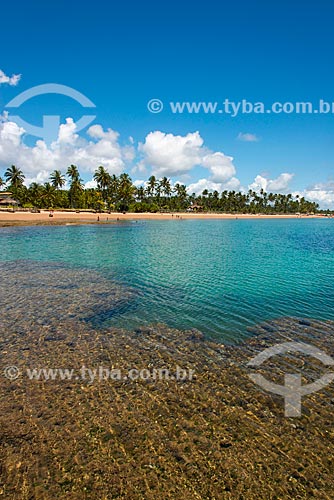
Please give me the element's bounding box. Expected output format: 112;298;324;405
1;218;334;342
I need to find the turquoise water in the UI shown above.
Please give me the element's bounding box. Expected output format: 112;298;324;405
1;219;334;342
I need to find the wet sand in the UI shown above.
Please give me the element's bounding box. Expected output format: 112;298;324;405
0;210;324;227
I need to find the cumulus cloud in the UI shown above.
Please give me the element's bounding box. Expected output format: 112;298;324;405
2;119;317;207
57;118;79;145
187;177;241;196
24;170;55;187
0;122;241;192
249;173;294;193
139;130;239;192
294;181;334;209
0;69;21;86
131;160;147;176
0;119;132;183
202;152;236;182
237;132;260;142
139;131;203;176
84;180;97;189
1;123;240;190
133;179;147;188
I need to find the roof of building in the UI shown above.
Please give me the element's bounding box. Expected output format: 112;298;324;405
0;197;18;205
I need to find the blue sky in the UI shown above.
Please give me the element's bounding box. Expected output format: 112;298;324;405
1;0;334;206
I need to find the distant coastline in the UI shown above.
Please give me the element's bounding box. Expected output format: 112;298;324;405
0;210;327;228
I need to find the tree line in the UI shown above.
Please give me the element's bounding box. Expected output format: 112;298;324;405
0;164;320;214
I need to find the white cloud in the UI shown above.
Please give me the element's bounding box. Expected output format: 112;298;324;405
237;132;260;142
0;121;25;150
131;160;147;176
139;130;239;191
85;180;97;189
202;152;236;182
133;179;147;188
2;120;321;207
223;177;242;191
249;173;294;193
268;173;294;191
0;119;131;184
139;131;203;176
57;118;79;145
187;177;241;196
0;69;21;86
294;181;334;209
24;170;53;186
0;123;240;191
187;179;222;195
123;145;136;162
87;124;119;142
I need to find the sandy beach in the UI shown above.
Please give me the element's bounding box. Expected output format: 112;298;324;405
0;210;324;227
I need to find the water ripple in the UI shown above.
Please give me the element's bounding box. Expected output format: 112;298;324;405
1;219;334;341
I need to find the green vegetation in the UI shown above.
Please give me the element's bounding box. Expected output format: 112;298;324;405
0;164;320;213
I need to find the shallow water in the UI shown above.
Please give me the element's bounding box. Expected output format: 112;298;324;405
1;218;334;342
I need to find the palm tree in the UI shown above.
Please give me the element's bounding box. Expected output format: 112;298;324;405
268;192;276;204
160;177;172;204
67;164;80;182
108;174;119;208
174;183;188;210
93;166;111;203
28;182;43;207
118;173;134;211
201;189;209;210
135;186;146;202
146;175;157;199
155;182;162;209
41;182;56;208
4;165;25;189
0;165;321;214
50;170;65;190
67;165;83;208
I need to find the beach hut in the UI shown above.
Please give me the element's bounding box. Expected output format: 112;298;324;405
187;204;203;212
0;198;18;205
0;192;19;206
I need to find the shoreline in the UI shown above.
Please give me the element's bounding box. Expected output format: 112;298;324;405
0;210;326;227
